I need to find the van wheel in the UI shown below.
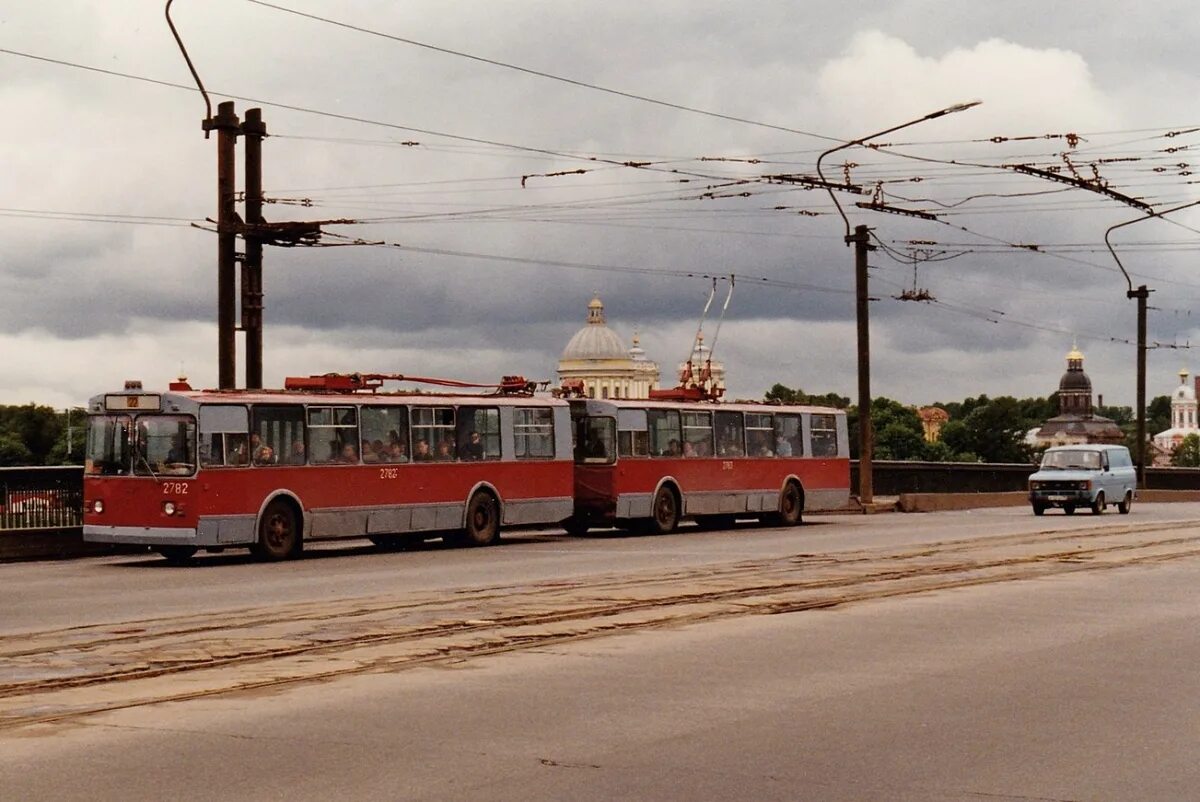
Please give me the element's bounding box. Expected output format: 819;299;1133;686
1031;503;1046;516
1090;491;1105;515
1063;505;1076;516
251;500;302;561
1117;491;1133;515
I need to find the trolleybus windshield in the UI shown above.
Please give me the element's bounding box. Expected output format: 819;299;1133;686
85;414;132;476
133;415;196;476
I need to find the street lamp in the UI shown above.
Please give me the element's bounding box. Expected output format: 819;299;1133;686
1104;198;1200;486
815;101;982;506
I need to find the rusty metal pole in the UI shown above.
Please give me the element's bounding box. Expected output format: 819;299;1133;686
213;101;241;390
851;224;874;505
243;108;266;390
1130;284;1150;487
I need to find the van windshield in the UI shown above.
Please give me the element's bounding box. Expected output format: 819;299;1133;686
1041;450;1101;470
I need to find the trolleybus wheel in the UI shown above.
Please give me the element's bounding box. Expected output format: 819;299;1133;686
252;499;302;561
650;486;679;534
764;481;804;527
455;491;500;547
1090;491;1105;515
156;545;197;564
1117;491;1133;515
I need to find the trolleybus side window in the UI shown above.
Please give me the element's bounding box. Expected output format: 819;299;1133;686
199;406;249;468
647;409;682;457
514;407;555;459
411;406;455;462
810;413;839;457
252;405;304;466
360;406;408;464
85;414;132;475
681;411;713;458
617;408;649;457
745;413;775;457
773;413;803;457
456;406;501;461
308;406;359;464
714;411;745;457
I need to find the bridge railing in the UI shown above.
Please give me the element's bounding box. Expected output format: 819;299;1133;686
0;466;83;532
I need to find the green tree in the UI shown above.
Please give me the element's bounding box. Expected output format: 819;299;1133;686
1171;434;1200;467
870;398;926;460
0;431;34;466
0;404;68;466
940;396;1033;464
764;384;850;409
1147;395;1171;436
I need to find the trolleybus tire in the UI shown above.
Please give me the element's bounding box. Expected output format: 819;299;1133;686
156;545;197;564
452;491;500;547
1091;491;1105;515
251;499;302;561
1117;491;1133;515
763;481;804;527
649;486;680;535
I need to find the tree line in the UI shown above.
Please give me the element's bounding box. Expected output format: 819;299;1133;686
0;405;79;467
764;384;1195;466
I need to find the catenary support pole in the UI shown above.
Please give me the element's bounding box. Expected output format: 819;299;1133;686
852;224;874;505
214;101;240;390
1130;284;1149;487
243;108;266;390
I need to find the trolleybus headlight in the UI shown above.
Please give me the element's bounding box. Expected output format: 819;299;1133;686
92;499;104;514
162;501;177;516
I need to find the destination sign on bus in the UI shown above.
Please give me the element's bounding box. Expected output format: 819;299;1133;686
104;394;162;411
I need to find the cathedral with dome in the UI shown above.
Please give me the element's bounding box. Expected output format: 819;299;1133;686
1152;369;1199;458
1032;344;1125;446
557;296;660;399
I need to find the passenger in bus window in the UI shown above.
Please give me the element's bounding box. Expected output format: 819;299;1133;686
250;433;271;463
682;441;696;458
413;439;432;462
230;439;249;466
254;445;276;465
388;442;409;462
776;438;792;457
287;440;306;465
666;439;681;457
339;443;358;464
362;440;379;464
435;441;454;461
460;431;484;461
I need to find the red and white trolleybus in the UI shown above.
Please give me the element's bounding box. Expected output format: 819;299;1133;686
83;374;575;562
567;397;850;534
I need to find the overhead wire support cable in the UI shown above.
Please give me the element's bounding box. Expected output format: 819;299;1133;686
242;0;843;143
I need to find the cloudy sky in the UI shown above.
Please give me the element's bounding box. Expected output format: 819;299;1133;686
2;0;1199;409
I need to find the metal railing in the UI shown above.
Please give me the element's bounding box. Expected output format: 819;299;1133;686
0;466;83;532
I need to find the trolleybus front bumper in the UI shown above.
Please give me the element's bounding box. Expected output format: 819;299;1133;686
84;524;205;546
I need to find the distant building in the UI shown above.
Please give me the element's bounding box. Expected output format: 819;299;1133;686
917;407;949;442
674;332;726;397
1152;369;1199;463
1033;345;1125;446
557;296;660;399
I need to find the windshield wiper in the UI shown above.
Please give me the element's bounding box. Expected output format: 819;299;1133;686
135;448;161;482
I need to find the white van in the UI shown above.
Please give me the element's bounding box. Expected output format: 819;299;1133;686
1027;445;1136;516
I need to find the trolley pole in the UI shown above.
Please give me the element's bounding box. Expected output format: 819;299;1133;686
243;107;266;390
212;101;241;390
1129;284;1150;487
851;224;875;505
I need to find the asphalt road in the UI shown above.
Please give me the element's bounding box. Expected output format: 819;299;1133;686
3;504;1200;800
